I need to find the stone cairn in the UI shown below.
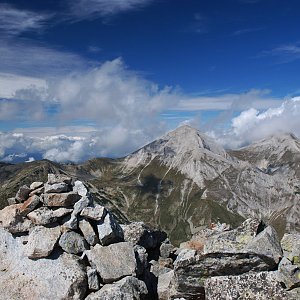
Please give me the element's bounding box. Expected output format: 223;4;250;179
1;174;300;299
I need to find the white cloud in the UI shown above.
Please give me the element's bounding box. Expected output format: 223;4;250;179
212;97;300;148
67;0;154;20
262;43;300;63
0;4;50;36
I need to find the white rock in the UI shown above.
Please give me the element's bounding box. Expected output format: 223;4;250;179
73;180;88;197
30;182;43;190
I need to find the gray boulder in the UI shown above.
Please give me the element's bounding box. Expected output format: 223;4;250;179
158;270;175;300
204;271;297;300
281;233;300;263
59;231;89;254
25;225;61;259
80;204;106;221
278;257;300;290
97;212;124;246
27;207;72;225
85;276;147;300
86;242;136;283
47;173;72;185
79;218;98;246
44;182;70;193
0;228;87;300
87;267;100;291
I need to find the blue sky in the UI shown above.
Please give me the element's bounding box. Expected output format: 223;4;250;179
1;0;300;162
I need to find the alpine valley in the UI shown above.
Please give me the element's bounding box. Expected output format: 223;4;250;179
1;125;300;245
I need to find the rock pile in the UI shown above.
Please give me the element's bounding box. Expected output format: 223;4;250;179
157;218;300;300
2;174;300;299
0;174;166;300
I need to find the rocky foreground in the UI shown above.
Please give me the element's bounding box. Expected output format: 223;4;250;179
0;174;300;299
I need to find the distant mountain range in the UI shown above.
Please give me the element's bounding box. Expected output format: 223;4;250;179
1;125;300;245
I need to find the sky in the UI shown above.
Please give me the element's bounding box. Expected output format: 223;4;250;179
1;0;300;162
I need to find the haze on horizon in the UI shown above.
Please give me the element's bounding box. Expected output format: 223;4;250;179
1;0;300;163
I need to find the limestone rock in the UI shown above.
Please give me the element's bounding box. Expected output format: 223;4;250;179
27;207;72;225
97;212;124;246
0;228;87;300
85;276;147;300
16;185;31;202
59;231;89;254
158;270;174;300
43;192;81;207
80;204;106;221
19;195;41;216
73;180;88;197
0;204;32;233
30;181;44;190
86;242;136;283
204;271;294;300
278;257;300;290
44;182;70;193
47;173;72;185
87;267;100;291
25;225;61;259
79;218;98;246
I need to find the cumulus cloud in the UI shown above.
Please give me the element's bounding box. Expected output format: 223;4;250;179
212;97;300;148
0;4;50;36
67;0;154;20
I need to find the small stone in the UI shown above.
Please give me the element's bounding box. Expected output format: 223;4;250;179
15;185;31;202
158;270;174;300
19;195;41;216
73;180;88;197
86;242;136;283
281;233;300;263
47;173;72;185
59;231;89;254
29;182;43;190
29;186;44;197
7;197;17;205
43;192;81;207
27;207;72;225
160;242;175;258
134;245;148;276
80;204;106;221
44;182;71;193
79;218;98;246
278;257;300;290
97;212;124;246
25;225;61;259
87;267;100;291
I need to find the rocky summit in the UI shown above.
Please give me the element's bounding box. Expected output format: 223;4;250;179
1;174;300;299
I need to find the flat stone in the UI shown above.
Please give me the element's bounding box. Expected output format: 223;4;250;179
59;231;89;254
19;195;41;216
80;204;106;221
29;186;44;197
87;267;100;291
204;271;295;300
85;276;147;300
86;242;136;283
43;192;81;207
25;225;61;259
47;173;72;185
97;212;124;246
15;185;31;202
158;270;174;300
44;182;71;193
0;204;32;233
27;207;72;225
79;218;98;246
0;228;87;300
30;182;44;190
73;180;88;197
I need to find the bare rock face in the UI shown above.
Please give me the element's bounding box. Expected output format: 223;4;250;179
0;228;87;300
85;276;148;300
59;231;89;254
0;204;32;233
97;212;124;246
86;242;137;283
25;225;61;259
204;271;298;300
43;192;81;207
